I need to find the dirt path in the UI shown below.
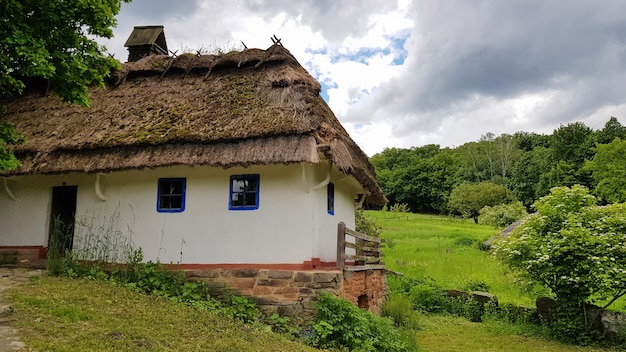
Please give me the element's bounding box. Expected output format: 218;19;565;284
0;268;45;352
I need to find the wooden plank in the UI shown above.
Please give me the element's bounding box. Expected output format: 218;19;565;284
344;242;381;252
355;237;365;266
336;222;346;271
345;228;380;243
344;255;381;264
344;264;387;272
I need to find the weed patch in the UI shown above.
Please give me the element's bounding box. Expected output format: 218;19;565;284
308;293;417;352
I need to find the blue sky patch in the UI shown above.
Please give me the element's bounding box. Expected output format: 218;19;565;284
320;80;337;102
326;32;409;66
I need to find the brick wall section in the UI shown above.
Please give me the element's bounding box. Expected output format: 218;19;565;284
184;268;388;321
341;269;388;314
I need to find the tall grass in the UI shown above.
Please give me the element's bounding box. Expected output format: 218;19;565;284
368;210;548;306
372;210;624;350
72;205;137;263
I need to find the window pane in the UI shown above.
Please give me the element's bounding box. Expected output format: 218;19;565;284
232;179;245;192
244;192;256;206
157;178;186;212
169;182;182;195
327;182;334;215
232;193;244;207
169;195;182;208
229;174;259;210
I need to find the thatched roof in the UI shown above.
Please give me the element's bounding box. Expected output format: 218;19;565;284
1;44;386;204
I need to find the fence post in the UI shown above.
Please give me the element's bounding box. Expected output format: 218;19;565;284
337;222;346;270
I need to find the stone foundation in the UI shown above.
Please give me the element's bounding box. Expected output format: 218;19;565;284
184;267;387;322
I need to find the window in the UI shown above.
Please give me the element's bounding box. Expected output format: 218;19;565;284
229;174;260;210
327;182;335;215
157;178;186;213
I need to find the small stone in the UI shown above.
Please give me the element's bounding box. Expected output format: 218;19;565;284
268;270;293;279
293;272;312;282
313;272;339;283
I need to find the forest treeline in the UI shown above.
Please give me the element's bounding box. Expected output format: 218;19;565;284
369;117;626;215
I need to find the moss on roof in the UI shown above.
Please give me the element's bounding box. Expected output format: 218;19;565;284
1;44;386;204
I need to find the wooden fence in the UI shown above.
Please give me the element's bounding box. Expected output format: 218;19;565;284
336;222;385;271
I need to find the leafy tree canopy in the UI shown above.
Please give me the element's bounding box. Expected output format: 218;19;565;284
0;0;128;106
597;116;626;144
0;0;128;171
550;122;596;167
0;121;23;170
448;181;515;223
585;138;626;203
370;145;460;213
494;185;626;308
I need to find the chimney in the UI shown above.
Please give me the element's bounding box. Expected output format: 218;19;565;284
124;25;168;62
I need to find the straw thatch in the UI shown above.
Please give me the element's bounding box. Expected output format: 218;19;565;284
1;44;386;204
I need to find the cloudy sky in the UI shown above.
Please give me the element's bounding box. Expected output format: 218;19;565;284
99;0;626;156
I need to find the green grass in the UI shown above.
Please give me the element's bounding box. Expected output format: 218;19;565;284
416;314;616;352
369;210;548;306
7;276;317;352
370;210;622;351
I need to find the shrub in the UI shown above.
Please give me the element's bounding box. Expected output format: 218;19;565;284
381;294;420;329
309;293;417;352
355;209;380;237
384;203;410;213
449;182;516;223
225;295;262;323
409;284;449;313
478;201;528;228
493;185;626;343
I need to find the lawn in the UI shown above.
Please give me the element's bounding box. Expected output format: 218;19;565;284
368;210;546;306
416;314;615;352
8;276;317;352
368;210;621;351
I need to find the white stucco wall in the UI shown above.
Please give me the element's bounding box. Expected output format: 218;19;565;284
0;162;362;265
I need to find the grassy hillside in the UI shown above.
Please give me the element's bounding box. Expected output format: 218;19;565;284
8;276;317;352
368;210;546;306
369;210;622;351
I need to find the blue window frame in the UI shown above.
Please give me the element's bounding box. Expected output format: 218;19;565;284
327;182;335;215
229;174;260;210
157;178;186;213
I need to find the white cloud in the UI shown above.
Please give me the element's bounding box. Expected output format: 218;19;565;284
103;0;626;156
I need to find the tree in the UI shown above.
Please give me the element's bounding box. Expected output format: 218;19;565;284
597;116;626;145
494;186;626;341
585;138;626;203
457;132;522;185
457;140;491;182
448;182;515;223
551;122;596;167
370;145;460;213
513;131;550;152
0;0;129;170
509;146;550;208
537;122;596;192
494;133;519;181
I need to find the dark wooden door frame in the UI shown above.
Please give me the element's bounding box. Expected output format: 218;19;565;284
48;185;78;254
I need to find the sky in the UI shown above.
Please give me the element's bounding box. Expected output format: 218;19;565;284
98;0;626;156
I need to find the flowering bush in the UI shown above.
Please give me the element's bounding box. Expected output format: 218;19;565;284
478;201;528;228
493;186;626;342
494;185;626;304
